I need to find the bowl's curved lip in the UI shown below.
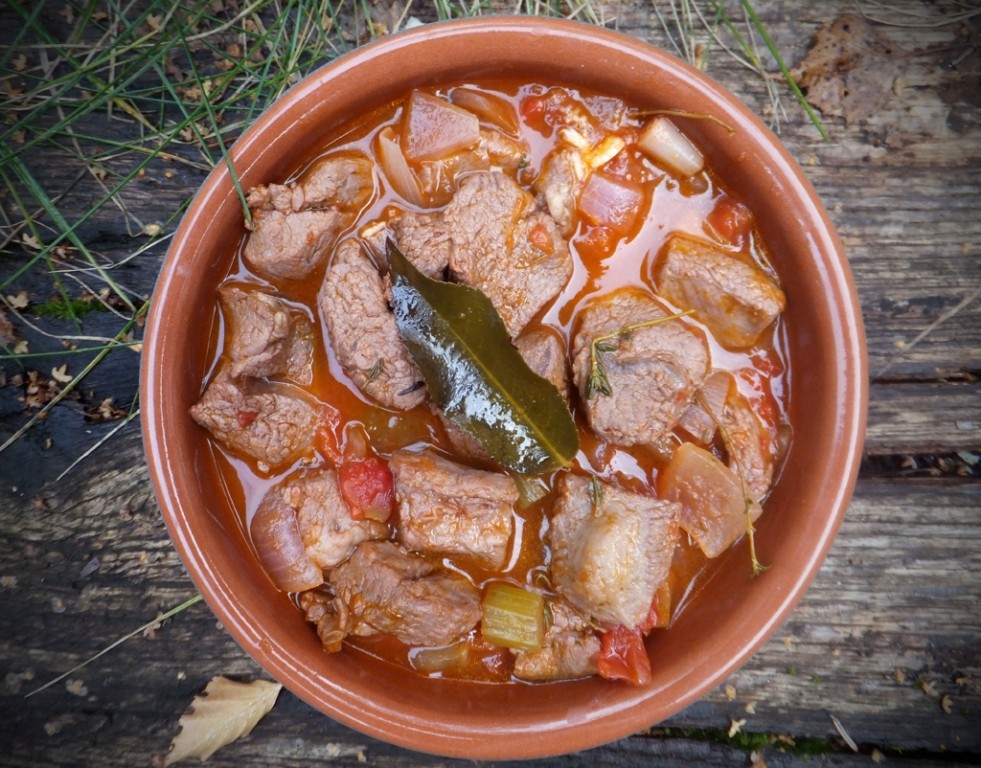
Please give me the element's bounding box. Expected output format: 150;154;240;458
141;15;868;759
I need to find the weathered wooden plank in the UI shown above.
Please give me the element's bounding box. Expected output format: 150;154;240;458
1;428;977;765
865;379;980;455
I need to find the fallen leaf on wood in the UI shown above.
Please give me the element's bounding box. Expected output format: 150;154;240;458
51;364;73;384
164;676;282;765
792;14;907;126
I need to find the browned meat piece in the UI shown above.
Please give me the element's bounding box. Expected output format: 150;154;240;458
721;389;774;504
299;589;355;653
533;146;588;236
389;213;453;279
243;152;375;281
656;235;786;349
390;449;517;568
514;326;570;404
479;128;528;172
393;171;571;338
512;598;600;681
550;474;680;629
320;239;426;410
448;173;571;336
571;288;709;446
218;283;313;384
326;541;481;647
189;369;317;469
254;468;388;576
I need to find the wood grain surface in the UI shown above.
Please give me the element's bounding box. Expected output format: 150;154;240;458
1;1;978;766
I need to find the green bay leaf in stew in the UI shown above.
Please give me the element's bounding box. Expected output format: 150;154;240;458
388;241;579;474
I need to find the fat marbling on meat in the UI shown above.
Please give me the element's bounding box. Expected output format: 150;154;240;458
656;234;786;349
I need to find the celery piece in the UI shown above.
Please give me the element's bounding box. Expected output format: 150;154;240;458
409;640;470;675
481;583;545;651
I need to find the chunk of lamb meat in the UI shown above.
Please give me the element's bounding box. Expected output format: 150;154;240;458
390;449;517;569
438;327;570;460
218;283;313;384
656;235;786;349
550;473;680;629
190;369;317;469
572;288;709;446
316;541;481;649
251;468;388;592
513;598;600;681
394;171;571;338
721;388;774;504
243;152;375;281
515;326;570;404
320;239;426;410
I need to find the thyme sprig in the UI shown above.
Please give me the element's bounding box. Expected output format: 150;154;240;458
585;310;695;399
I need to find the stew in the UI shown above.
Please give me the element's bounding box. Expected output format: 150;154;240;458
190;79;791;684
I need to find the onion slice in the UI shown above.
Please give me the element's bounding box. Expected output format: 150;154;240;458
577;171;645;234
250;491;323;592
376;126;424;206
402;90;480;162
637;116;704;178
450;87;520;136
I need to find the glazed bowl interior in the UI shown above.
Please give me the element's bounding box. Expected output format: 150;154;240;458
141;16;867;759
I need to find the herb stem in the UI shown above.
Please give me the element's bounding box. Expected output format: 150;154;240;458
587;310;694;399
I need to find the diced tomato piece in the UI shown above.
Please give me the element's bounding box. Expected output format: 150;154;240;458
574;224;618;261
315;405;343;463
706;196;753;246
528;221;555;254
736;368;778;432
597;625;652;685
518;87;601;141
236;410;258;429
338;456;395;522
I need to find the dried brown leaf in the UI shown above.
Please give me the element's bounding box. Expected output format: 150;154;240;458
792;14;907;127
7;291;29;310
164;676;282;765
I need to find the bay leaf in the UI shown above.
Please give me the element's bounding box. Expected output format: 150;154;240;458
388;242;578;474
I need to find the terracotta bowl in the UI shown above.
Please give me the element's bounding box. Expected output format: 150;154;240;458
141;16;867;759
